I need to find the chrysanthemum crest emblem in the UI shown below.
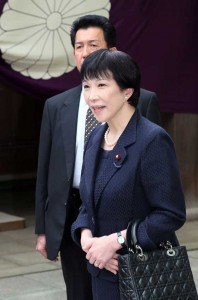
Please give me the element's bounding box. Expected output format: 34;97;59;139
0;0;111;79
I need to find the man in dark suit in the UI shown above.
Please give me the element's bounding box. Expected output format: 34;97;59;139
35;15;161;300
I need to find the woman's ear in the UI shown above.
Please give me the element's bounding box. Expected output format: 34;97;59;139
125;88;134;99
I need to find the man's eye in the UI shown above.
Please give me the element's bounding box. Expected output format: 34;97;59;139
75;45;82;50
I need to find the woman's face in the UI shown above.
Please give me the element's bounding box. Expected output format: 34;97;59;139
83;73;131;123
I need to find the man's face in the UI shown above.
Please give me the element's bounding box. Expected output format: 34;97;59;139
74;27;108;71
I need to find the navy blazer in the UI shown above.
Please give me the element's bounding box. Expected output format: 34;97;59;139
35;85;160;260
72;110;186;282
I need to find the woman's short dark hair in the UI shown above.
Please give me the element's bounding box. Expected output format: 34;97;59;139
81;49;141;107
70;15;116;49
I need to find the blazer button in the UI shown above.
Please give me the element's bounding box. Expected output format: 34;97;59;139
92;217;95;224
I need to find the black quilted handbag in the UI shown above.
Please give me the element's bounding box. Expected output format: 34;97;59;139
118;220;198;300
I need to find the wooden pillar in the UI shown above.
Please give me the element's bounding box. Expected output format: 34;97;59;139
0;81;44;179
162;112;198;219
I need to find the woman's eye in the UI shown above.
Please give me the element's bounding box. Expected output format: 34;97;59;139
83;84;89;89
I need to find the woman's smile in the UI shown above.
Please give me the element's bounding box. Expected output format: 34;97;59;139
91;105;106;114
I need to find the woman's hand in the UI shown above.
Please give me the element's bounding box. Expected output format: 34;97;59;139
81;228;95;253
86;233;120;269
104;254;119;275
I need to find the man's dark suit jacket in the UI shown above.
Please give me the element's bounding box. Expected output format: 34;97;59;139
35;85;161;260
72;110;186;283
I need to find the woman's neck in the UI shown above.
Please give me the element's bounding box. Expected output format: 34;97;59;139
103;106;135;150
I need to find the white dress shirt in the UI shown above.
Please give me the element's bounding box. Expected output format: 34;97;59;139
73;91;89;188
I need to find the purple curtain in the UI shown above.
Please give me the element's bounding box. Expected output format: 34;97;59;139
0;0;197;113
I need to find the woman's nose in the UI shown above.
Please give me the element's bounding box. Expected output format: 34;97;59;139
89;88;98;101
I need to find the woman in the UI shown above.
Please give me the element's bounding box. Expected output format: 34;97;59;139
72;49;186;299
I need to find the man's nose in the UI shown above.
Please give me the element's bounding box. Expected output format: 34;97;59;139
82;45;90;58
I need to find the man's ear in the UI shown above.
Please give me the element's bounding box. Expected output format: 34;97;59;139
109;47;117;51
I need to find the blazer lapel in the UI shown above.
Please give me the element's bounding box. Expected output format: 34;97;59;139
60;86;81;182
84;111;139;208
94;145;128;206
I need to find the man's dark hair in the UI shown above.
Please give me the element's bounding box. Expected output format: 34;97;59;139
81;49;141;107
70;15;117;49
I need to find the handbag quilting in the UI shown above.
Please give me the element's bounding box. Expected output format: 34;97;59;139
118;220;198;300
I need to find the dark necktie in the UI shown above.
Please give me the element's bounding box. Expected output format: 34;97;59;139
84;108;99;144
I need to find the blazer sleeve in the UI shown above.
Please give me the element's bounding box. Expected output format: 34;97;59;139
138;90;161;125
137;129;186;249
35;100;52;234
71;204;92;246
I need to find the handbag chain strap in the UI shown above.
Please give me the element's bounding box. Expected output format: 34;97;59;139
127;220;176;258
159;241;176;256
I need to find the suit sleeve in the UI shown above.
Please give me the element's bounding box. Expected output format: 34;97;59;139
137;129;186;249
35;101;52;234
145;92;161;126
